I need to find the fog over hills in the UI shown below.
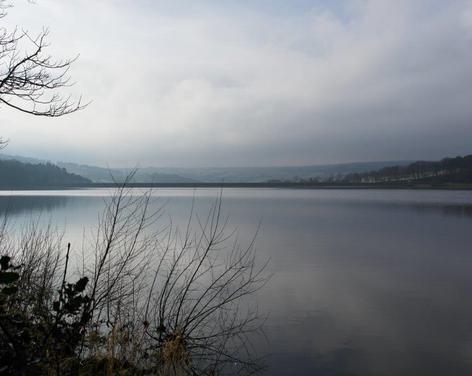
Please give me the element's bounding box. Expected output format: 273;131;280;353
0;155;196;184
54;161;415;183
0;154;410;183
155;161;413;183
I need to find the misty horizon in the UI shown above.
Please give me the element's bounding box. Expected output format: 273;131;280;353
1;150;417;170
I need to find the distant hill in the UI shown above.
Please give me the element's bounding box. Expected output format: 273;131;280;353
0;153;412;183
124;161;412;183
1;152;471;187
343;155;472;184
0;159;90;188
56;162;198;183
59;161;412;183
0;155;197;183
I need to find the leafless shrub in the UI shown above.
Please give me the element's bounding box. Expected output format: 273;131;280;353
140;196;268;375
81;184;268;375
0;216;63;313
1;182;268;375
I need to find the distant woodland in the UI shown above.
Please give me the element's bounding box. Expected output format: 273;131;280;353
342;155;472;184
0;159;90;188
1;154;472;189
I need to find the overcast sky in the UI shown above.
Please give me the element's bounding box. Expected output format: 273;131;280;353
1;0;472;167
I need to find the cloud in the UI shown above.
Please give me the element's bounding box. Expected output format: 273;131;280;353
1;0;472;166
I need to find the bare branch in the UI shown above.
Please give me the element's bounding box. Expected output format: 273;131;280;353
0;3;86;117
1;178;268;375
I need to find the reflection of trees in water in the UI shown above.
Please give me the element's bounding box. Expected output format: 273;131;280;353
408;203;472;218
320;199;472;219
1;193;472;220
0;196;70;216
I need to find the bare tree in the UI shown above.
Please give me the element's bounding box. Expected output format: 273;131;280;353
0;0;85;149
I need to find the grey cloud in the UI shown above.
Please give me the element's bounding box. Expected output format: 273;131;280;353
1;0;472;167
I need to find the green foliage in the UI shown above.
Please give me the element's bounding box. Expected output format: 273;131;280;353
54;277;90;316
0;257;93;375
0;255;19;295
0;272;18;285
0;256;145;375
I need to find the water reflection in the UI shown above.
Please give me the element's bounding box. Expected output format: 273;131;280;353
0;195;70;216
1;189;472;375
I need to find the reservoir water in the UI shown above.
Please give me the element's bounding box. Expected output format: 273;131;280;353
1;188;472;375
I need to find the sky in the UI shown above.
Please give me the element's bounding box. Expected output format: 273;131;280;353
1;0;472;167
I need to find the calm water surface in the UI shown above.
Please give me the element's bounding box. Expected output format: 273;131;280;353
1;188;472;375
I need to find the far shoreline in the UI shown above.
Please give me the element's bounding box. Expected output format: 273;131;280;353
1;182;472;190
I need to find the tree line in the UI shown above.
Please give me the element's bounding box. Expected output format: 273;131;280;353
0;159;90;188
343;155;472;184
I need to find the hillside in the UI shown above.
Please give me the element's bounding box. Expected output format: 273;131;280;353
57;162;198;183
1;154;410;183
63;160;410;183
149;161;412;183
0;159;91;188
0;155;197;183
1;153;471;187
97;161;410;183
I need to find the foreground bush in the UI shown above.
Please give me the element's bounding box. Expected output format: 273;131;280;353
0;184;267;375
